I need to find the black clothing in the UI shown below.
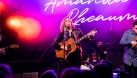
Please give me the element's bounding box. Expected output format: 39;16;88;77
92;45;107;60
124;63;137;78
53;28;92;68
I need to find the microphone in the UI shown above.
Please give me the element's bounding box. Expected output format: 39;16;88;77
64;26;67;32
63;26;67;41
65;25;69;29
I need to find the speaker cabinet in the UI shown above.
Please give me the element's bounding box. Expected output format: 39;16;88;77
22;72;38;78
13;73;21;78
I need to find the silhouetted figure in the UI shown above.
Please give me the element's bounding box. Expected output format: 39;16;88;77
0;64;13;78
40;70;57;78
60;67;81;78
93;63;112;78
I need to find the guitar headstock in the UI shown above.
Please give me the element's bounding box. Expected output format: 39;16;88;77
10;44;19;49
92;29;98;34
88;29;98;36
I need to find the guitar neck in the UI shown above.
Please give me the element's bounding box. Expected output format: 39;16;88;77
0;46;10;53
71;29;97;46
0;46;11;50
71;35;87;46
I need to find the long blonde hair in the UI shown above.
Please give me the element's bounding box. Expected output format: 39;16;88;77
60;17;75;32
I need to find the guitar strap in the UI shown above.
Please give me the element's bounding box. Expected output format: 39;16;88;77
73;29;82;56
0;34;2;42
72;30;78;41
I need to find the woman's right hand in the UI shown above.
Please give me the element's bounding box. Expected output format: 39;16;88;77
60;46;68;51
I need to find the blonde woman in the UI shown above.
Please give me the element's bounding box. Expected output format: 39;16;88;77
53;17;94;69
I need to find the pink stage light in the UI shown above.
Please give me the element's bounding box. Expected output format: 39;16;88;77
6;16;41;40
0;1;5;12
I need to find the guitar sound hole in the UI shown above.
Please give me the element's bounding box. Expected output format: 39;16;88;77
67;44;71;50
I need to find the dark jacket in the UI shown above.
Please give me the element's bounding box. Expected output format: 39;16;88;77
53;28;92;50
120;29;137;67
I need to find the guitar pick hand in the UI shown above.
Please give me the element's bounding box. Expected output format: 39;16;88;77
60;46;68;51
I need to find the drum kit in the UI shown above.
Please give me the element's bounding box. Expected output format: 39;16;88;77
80;51;114;70
80;53;102;70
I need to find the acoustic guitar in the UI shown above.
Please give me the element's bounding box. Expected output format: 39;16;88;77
55;29;98;60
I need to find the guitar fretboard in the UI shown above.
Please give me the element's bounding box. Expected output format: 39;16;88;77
0;44;19;53
70;29;97;46
71;35;88;46
0;46;11;49
3;46;11;49
0;46;11;53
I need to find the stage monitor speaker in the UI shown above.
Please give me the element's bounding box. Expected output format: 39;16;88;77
22;72;38;78
13;73;21;78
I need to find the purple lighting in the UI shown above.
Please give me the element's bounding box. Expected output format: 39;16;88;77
67;8;137;25
44;0;129;13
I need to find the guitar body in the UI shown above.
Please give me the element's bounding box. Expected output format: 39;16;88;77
55;38;76;59
55;29;98;60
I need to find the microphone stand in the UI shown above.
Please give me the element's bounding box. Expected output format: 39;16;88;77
63;26;66;68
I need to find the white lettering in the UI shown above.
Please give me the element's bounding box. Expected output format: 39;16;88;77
67;8;79;19
44;0;129;13
67;8;137;25
44;0;56;13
